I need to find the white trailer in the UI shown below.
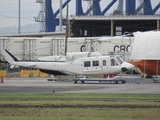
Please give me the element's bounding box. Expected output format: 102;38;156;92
0;36;134;62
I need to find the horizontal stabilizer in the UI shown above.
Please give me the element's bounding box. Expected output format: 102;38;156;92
10;65;15;68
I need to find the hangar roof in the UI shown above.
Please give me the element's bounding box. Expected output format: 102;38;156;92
71;15;160;21
0;31;65;37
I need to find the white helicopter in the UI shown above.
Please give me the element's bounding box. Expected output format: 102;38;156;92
3;49;134;83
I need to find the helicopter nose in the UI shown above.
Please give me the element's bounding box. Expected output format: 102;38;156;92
121;62;134;72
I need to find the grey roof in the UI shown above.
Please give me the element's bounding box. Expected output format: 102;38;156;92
70;15;160;20
0;31;65;37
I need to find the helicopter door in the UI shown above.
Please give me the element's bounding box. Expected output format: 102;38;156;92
109;57;120;73
102;58;109;73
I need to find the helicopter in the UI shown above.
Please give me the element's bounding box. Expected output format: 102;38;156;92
2;49;134;83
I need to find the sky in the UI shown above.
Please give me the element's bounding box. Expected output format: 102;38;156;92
0;0;159;32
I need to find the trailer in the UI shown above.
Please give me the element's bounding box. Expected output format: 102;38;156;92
0;36;134;62
73;76;126;84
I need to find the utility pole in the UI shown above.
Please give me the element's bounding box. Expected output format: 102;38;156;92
157;20;160;30
59;0;62;31
65;5;69;55
111;20;114;36
18;0;21;34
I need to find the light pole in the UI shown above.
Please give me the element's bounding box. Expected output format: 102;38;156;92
59;0;62;31
18;0;21;34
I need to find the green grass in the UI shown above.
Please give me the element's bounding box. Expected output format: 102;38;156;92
0;93;160;120
1;108;160;120
0;99;160;105
0;93;160;99
0;105;160;120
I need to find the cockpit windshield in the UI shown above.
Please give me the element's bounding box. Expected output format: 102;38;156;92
110;55;124;66
115;56;124;65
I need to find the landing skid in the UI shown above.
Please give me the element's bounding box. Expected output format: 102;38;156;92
73;76;126;84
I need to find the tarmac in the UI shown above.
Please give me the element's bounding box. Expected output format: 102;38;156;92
0;75;159;94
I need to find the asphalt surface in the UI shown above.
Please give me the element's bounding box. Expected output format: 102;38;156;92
0;75;159;94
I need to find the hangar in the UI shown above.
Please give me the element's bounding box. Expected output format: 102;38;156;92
69;15;160;37
1;16;159;38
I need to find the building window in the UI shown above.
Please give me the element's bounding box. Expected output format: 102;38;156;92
84;61;90;67
93;61;99;66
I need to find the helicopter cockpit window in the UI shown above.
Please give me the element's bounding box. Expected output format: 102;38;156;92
84;61;91;67
115;56;124;65
93;60;99;66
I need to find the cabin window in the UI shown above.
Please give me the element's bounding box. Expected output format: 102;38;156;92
111;58;115;66
93;60;99;66
84;61;91;67
103;60;106;66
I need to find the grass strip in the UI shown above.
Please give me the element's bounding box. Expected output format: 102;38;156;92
0;93;160;99
0;100;160;120
0;93;160;120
